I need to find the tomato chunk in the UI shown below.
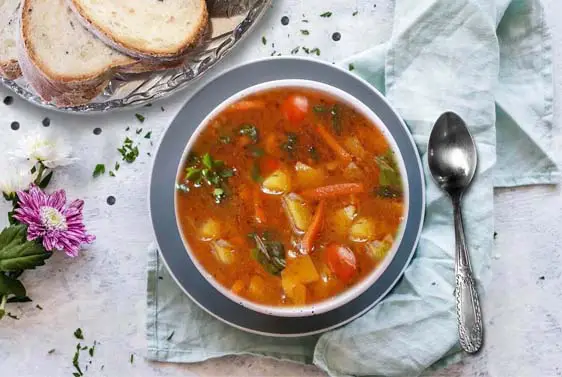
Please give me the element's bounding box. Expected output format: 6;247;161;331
325;243;357;283
282;95;309;124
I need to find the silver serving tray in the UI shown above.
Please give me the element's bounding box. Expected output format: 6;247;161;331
0;0;271;113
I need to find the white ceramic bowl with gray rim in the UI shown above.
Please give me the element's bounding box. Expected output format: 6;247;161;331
174;79;410;317
150;56;425;336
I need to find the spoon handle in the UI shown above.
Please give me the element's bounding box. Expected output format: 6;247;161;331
453;198;483;353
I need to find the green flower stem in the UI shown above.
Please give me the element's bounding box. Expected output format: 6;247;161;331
34;163;46;185
0;294;7;320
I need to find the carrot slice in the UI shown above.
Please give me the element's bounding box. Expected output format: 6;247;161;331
300;183;365;199
254;188;267;224
227;100;266;112
301;200;326;254
315;124;353;163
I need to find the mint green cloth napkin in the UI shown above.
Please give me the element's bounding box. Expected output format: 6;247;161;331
146;0;559;376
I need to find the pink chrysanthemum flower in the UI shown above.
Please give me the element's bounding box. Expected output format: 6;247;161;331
13;185;95;257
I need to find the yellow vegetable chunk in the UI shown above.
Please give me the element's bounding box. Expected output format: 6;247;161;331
282;193;312;234
262;169;291;194
343;136;368;160
365;234;394;261
231;280;245;295
282;254;320;284
291;284;307;305
328;205;357;237
199;218;221;241
350;217;376;242
248;275;266;299
343;162;364;181
210;239;235;264
295;162;325;189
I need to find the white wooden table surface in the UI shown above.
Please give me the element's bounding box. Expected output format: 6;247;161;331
0;1;561;376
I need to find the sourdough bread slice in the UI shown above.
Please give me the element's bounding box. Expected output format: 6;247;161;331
19;0;183;106
0;0;22;80
68;0;208;60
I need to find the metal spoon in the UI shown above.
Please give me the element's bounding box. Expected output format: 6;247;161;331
428;111;483;353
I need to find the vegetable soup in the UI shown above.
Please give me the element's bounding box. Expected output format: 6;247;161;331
176;88;405;307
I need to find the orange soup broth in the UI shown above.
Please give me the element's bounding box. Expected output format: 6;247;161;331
176;88;404;306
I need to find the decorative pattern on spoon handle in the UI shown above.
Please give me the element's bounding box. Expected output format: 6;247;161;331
453;198;483;353
455;266;483;353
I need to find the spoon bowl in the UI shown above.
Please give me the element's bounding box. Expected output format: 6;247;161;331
428;112;477;196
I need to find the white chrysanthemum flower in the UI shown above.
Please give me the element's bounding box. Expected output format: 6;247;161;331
10;131;77;168
0;163;35;195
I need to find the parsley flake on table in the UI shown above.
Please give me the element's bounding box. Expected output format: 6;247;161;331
130;354;134;364
300;29;310;35
262;36;267;45
352;10;358;16
320;11;332;17
73;343;84;376
118;137;140;163
291;46;300;54
48;349;55;354
135;113;145;123
167;331;175;341
144;131;152;139
92;164;105;178
348;63;355;71
310;47;321;56
136;128;143;135
74;328;84;340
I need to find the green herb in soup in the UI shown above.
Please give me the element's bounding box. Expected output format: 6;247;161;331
176;88;405;307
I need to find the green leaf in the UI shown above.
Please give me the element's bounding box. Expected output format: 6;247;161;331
0;225;51;272
320;11;332;17
348;63;355;71
0;273;26;297
261;36;267;45
135;113;145;123
375;149;402;196
238;124;259;143
74;328;84;340
92;164;105;178
38;171;53;189
249;233;286;276
144;131;152;139
202;153;214;170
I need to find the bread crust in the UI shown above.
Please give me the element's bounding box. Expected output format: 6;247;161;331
18;0;187;106
67;0;209;61
0;59;22;80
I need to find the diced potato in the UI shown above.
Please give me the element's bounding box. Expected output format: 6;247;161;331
199;218;221;241
350;217;376;242
343;162;364;181
282;193;312;234
231;280;245;295
248;275;266;298
282;254;320;284
365;234;394;261
295;162;324;188
210;239;235;264
343;136;368;160
328;205;357;237
262;169;291;194
291;284;307;305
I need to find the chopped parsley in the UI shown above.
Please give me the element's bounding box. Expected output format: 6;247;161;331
36;304;43;310
74;328;84;340
48;349;55;354
249;146;265;157
348;63;355;71
183;153;235;204
109;171;116;177
115;162;120;171
130;354;134;364
310;47;321;56
308;146;320;162
92;164;105;178
136;128;143;135
144;131;152;139
320;11;332;17
219;135;231;144
281;133;298;156
73;344;83;376
118;137;140;163
302;47;310;54
262;36;267;45
352;10;358;16
300;29;310;35
135;113;145;123
291;46;300;54
238;124;259;143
